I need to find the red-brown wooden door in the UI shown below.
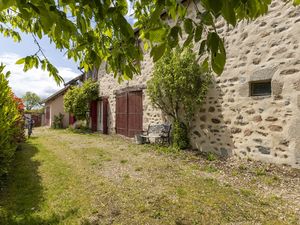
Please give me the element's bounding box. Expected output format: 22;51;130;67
116;91;143;137
90;100;98;132
116;93;128;136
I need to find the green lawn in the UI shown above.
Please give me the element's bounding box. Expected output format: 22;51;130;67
0;128;299;225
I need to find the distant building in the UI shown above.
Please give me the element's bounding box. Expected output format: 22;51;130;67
42;74;83;128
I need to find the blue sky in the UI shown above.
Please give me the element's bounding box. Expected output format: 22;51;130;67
0;33;80;99
1;1;135;99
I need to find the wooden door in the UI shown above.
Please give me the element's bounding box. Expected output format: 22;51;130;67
116;93;128;136
128;91;143;137
69;114;76;125
90;100;98;132
116;91;143;137
102;98;108;134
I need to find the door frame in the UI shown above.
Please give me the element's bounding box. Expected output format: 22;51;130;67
115;90;143;137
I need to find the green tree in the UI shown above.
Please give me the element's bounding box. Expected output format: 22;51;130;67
22;91;41;110
0;1;299;82
64;79;99;122
147;46;211;149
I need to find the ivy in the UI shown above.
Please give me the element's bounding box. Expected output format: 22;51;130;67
64;79;99;121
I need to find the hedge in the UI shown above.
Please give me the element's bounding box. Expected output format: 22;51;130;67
0;65;25;177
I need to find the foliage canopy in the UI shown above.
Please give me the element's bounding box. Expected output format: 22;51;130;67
0;0;299;82
22;91;41;110
64;79;99;121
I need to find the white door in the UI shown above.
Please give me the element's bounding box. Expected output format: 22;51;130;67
97;101;103;131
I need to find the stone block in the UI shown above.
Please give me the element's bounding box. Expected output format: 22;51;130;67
244;129;253;136
245;109;255;114
256;146;271;154
231;127;242;134
252;115;262;122
268;125;283;132
211;118;221;124
220;147;230;158
193;130;201;137
293;80;300;91
265;116;278;122
280;68;300;75
208;106;215;112
272;80;284;96
238;84;249;97
249;67;278;82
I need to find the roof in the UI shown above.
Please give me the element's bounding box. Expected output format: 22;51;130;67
42;74;84;104
64;74;84;86
42;85;70;104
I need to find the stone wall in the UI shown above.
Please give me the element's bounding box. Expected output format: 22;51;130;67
189;0;300;168
98;0;300;168
97;53;165;134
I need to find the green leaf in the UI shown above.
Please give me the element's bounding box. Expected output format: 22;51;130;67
115;12;134;38
222;0;236;26
202;57;209;71
0;0;15;11
15;58;25;64
198;40;206;56
150;43;166;62
183;34;193;48
168;26;180;47
150;1;164;23
183;18;193;34
201;11;214;26
207;32;220;54
194;25;203;42
149;28;167;42
207;0;223;16
211;52;226;75
294;0;300;5
123;66;133;80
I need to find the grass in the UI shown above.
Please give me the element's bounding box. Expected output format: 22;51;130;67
0;128;299;225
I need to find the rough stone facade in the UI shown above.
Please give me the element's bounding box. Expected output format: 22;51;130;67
98;52;166;134
98;0;300;168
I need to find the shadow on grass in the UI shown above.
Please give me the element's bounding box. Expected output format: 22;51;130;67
0;142;74;225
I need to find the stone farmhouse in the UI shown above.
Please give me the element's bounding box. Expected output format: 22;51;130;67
91;0;300;168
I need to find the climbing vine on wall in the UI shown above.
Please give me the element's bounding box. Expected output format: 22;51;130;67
64;79;99;121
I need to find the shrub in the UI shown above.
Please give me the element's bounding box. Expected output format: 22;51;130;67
0;65;24;177
172;120;189;150
147;46;211;149
52;113;64;129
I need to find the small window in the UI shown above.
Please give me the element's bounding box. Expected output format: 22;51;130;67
250;80;271;96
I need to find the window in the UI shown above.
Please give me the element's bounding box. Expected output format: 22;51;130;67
250;80;271;96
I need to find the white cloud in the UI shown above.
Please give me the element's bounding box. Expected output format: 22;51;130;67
0;53;79;99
